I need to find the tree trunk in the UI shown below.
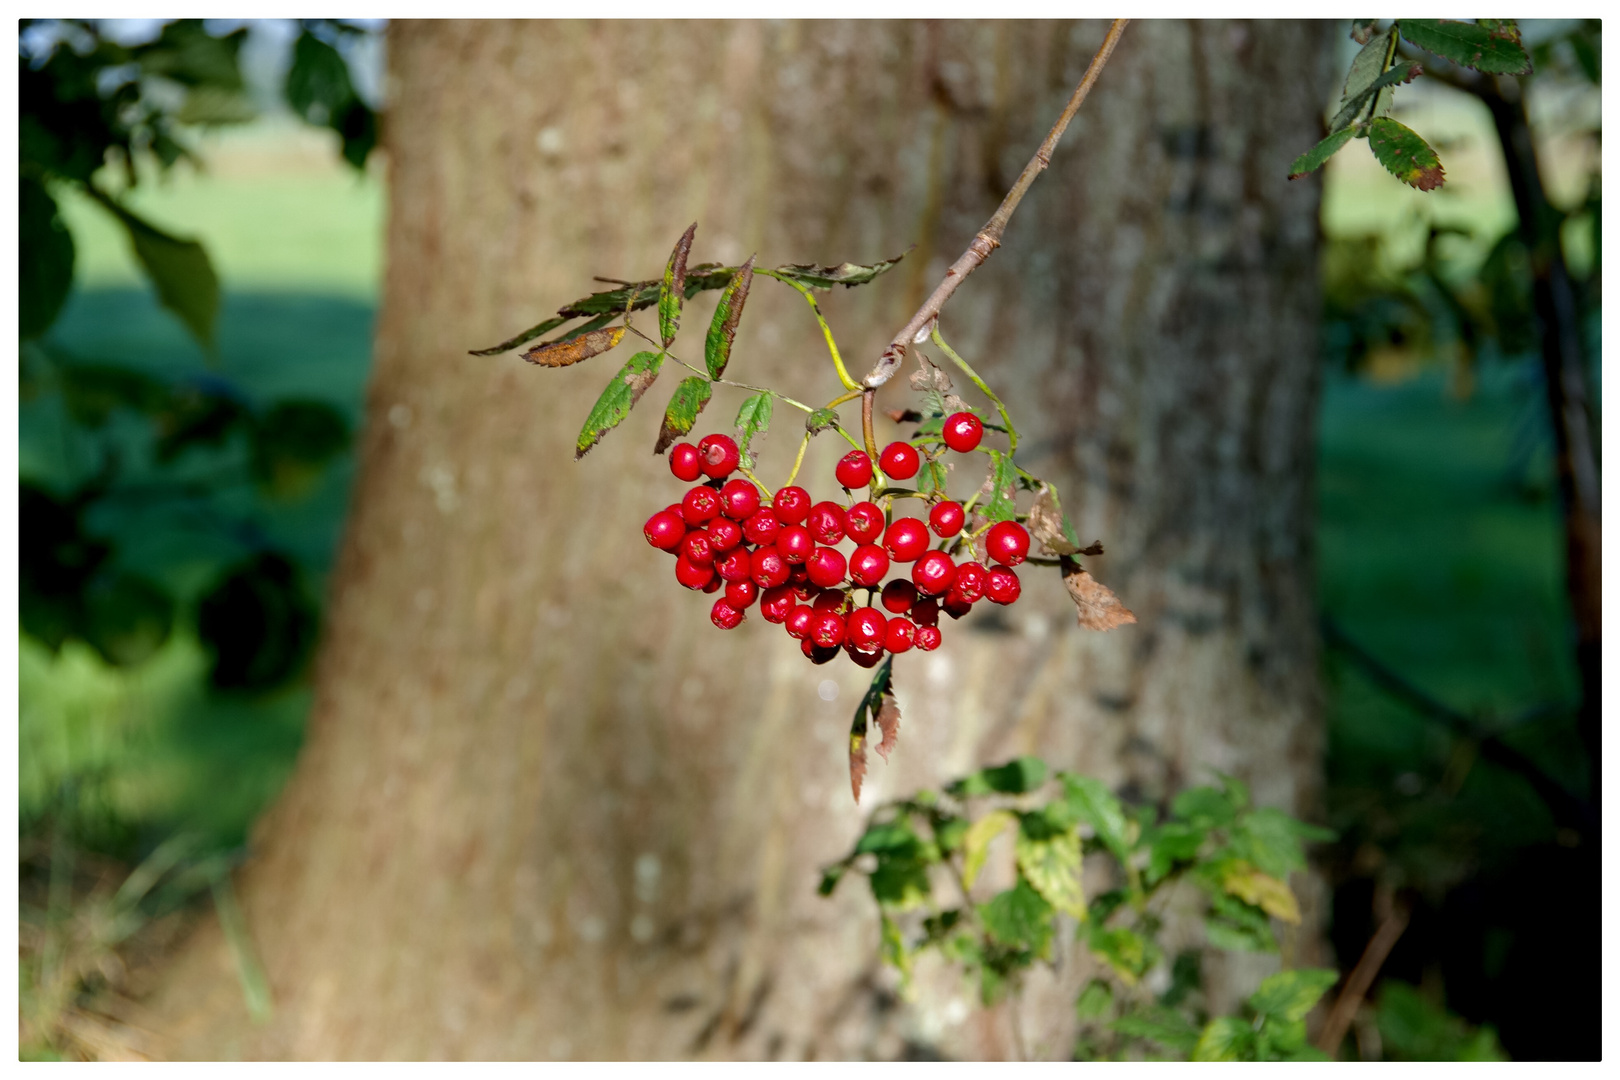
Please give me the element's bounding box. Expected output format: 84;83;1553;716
143;20;1335;1060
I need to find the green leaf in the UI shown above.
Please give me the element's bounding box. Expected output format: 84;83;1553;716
1376;981;1509;1061
575;350;664;459
855;817;924;858
1146;822;1206;885
20;176;76;341
653;376;713;455
1170;785;1237;827
283;29;375;169
83;571;175;668
1204;892;1278;953
960;809;1016;889
917;458;948;496
869;857;932;910
1060;775;1131;861
93;194;220;354
816;864;846;897
1327;61;1422;134
1014;825;1086;919
250;399;351;500
733;392;773;469
705;254;754;379
1232;806;1314;879
468;316;572;356
134;20;247;90
1398;19;1532;76
1112;1006;1201;1054
981;450;1019;524
1338;28;1396;114
806;407;840;435
1289;127;1357;181
1366;117;1446;191
978;876;1054;958
769;251;907;289
1192;1016;1255;1062
658;223;697;348
933;814;969;853
879;912;912;989
1089;926;1156;984
176;84;259;126
1248;968;1339;1025
948;756;1048;798
1075;979;1114;1020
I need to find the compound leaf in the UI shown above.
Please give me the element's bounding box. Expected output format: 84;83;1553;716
979;876;1054;958
982;450;1018;524
575;350;663;459
1193;1016;1254;1062
1327;61;1423;134
1061;774;1131;861
1290;128;1358;181
948;756;1048;798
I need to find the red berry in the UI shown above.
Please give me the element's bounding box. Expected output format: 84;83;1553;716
845;501;885;544
772;486;811;525
942;412;983;453
710;599;744;629
680;531;715;567
715;547;753;583
703;575;722;594
912;550;957;595
725;579;758;608
807;502;847;545
675;556;714;590
884;617;916;653
812;589;845;612
848;544;890;587
881;579;918;614
806;546;848;588
929;500;965;538
670;443;703;482
986;566;1021;605
681;486;721;525
835;450;874;489
785;604;815;639
720;478;761;520
985;520;1031;567
803;638;840;665
777;524;814;564
951;561;988;604
911;597;940;626
810;609;846;649
942;593;974;620
915;625;943;651
698;433;740;478
644;509;686;551
706;517;743;552
879;441;920;480
743;509;781;546
750;546;790;589
788;562;810;587
847;643;884;668
846;606;887;650
760;585;796;623
883;517;930;562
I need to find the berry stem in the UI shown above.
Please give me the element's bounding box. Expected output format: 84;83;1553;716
755;269;861;392
930;324;1019;455
784;431;812;488
861;390;886;498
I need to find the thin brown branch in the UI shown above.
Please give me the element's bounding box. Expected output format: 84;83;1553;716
861;19;1130;389
1316;894;1410;1057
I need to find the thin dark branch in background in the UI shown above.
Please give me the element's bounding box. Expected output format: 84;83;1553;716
1316;890;1410;1057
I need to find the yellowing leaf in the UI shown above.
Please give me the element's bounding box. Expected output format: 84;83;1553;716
524;326;626;367
1222;862;1301;924
1014;829;1086;920
961;810;1016;890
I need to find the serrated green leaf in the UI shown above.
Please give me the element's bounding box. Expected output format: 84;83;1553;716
1014;827;1086;919
1221;862;1301;924
961;809;1016;890
1399;19;1532;76
1327;61;1422;134
1366;117;1446;191
575;350;664;459
869;857;932;910
93;194;219;353
1340;28;1395;110
1090;926;1156;984
917;458;948;496
1193;1016;1255;1062
979;876;1054;958
1146;822;1206;885
1248;968;1339;1024
705;254;753;378
1289;128;1357;182
733;392;772;469
658;223;697;347
983;450;1019;524
1204;892;1278;953
652;376;713;455
1112;1006;1201;1053
1171;785;1237;827
1232;806;1312;879
770;251;907;289
948;756;1048;798
855;817;924;858
1060;775;1131;861
1076;978;1114;1020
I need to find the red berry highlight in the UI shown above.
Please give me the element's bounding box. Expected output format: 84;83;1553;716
879;441;920;480
846;607;887;650
706;517;743;552
760;585;795;623
681;486;720;525
810;610;846;649
849;544;890;587
985;520;1031;567
883;617;916;654
750;546;790;589
710;599;744;629
915;625;943;651
772;486;811;524
742;509;781;546
942;412;983;453
698;433;741;478
835;450;874;489
785;604;815;639
644;509;686;551
943;593;974;620
806;546;848;588
807;501;847;545
847;643;884;668
777;524;814;564
720;478;761;520
912;550;957;595
725;579;758;609
883;517;930;562
670;443;703;482
680;531;715;567
929;500;965;538
675;557;714;590
951;561;988;604
715;547;753;583
845;501;885;544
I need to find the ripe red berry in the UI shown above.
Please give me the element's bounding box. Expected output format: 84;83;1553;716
788;562;810;587
725;579;758;608
777;524;814;564
715;547;753;583
710;599;744;629
760;585;796;623
706;517;743;552
883;517;930;562
680;531;716;567
942;412;983;453
743;509;781;546
881;579;918;614
846;606;887;650
835;450;874;489
807;502;847;545
847;643;884;669
912;550;957;595
985;520;1031;566
810;609;846;649
845;501;885;544
910;597;940;626
675;556;714;590
720;478;761;520
703;575;722;594
772;486;811;525
803;638;840;665
942;593;974;620
951;561;988;604
670;442;702;482
915;625;943;651
750;546;790;589
879;441;920;480
785;604;815;639
810;588;843;611
884;617;916;653
698;433;741;478
806;546;848;588
644;509;686;551
986;566;1021;605
681;486;721;525
848;544;890;587
929;500;965;538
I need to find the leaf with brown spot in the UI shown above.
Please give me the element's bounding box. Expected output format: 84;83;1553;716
705;254;754;379
575;350;664;459
1027;484;1081;556
658;223;697;348
874;695;901;762
652;376;713;455
1398;19;1532;76
522;326;626;368
1060;557;1137;631
771;251;907;290
1366;117;1445;191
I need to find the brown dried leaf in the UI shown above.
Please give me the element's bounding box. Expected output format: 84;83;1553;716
522;326;626;367
873;694;901;762
1027;487;1079;556
909;357;952;394
1060;557;1137;631
886;408;924;423
849;731;868;804
942;393;971;414
1079;541;1106;557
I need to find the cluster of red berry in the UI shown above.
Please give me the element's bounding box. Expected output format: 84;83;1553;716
642;413;1032;667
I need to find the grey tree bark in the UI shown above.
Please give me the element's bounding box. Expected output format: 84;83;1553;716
142;19;1336;1059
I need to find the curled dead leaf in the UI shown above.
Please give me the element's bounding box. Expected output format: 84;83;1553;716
1027;487;1079;556
1060;557;1136;631
849;732;868;804
874;695;901;762
522;326;626;367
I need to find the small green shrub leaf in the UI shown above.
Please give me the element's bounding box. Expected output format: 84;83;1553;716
1089;925;1156;984
1112;1006;1201;1053
1193;1016;1255;1062
1248;968;1339;1024
1327;60;1423;134
948;756;1048;798
20;177;76;341
576;350;664;459
1398;19;1532;76
1015;827;1086;919
1060;774;1131;860
979;876;1054;958
1367;117;1446;191
653;376;713;455
982;450;1019;524
1289;127;1357;180
733;392;773;469
960;809;1016;890
1075;979;1114;1020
